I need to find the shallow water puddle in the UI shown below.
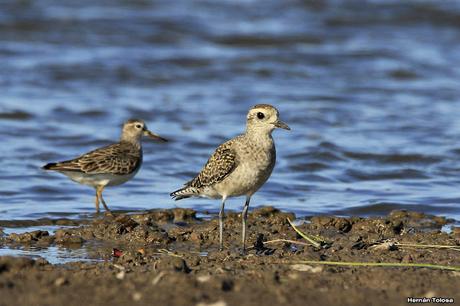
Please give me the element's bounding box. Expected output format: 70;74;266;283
441;223;460;235
0;245;96;265
0;224;102;264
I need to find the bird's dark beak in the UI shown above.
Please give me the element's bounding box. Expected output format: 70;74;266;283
273;120;290;130
143;129;168;142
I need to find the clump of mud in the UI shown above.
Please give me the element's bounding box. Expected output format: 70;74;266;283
0;207;459;306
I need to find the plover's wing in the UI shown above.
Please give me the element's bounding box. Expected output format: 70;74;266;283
43;143;140;175
186;141;238;188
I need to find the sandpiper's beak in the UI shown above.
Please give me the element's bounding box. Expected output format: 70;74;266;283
273;120;290;130
143;129;168;142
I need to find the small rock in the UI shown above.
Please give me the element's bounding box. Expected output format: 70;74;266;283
54;277;68;287
149;210;174;222
145;230;169;244
369;241;398;252
54;230;84;245
196;301;227;306
54;229;70;241
172;208;196;221
311;216;333;227
350;238;367;250
388;210;409;220
168;227;190;240
432;216;448;226
35;258;50;266
116;271;125;280
333;218;352;232
423;290;437;298
132;292;142;301
253;206;296;222
9;230;49;243
187;256;201;267
452;227;460;236
30;230;49;240
197;275;211;283
157;257;191;273
55;219;79;226
408;211;425;220
287;272;299;280
391;221;404;234
252;206;280;217
115;215;139;234
291;264;323;273
56;235;84;245
81;231;95;240
221;279;234;292
190;232;203;243
36;235;55;246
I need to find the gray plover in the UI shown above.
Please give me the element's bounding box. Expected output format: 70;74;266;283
43;119;167;214
171;104;290;252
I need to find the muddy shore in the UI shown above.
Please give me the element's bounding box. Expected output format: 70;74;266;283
0;207;459;306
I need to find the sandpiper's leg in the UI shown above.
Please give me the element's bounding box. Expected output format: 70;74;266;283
96;186;113;216
242;196;251;253
94;189;100;213
219;196;227;251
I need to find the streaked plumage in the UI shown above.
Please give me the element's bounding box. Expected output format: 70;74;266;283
173;142;238;200
171;104;290;252
43;119;167;214
44;142;142;176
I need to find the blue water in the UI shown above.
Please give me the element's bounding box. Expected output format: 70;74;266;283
1;0;460;223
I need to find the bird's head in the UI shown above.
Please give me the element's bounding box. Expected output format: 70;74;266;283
246;104;290;134
121;119;168;143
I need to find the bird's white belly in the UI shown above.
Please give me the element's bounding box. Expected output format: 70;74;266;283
61;171;138;188
213;160;274;198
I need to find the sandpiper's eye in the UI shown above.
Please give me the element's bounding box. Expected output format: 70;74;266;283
135;124;142;129
257;112;265;119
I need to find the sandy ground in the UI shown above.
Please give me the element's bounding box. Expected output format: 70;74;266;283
0;207;459;306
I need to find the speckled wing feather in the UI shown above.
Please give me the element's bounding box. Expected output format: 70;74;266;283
187;141;238;188
45;142;141;175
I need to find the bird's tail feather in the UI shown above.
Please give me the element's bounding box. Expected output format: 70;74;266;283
42;162;59;170
170;186;200;201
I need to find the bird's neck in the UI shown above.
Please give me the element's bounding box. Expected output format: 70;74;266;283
245;128;274;146
120;137;142;150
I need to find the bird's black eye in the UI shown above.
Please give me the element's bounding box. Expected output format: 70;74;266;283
135;124;142;129
257;112;265;119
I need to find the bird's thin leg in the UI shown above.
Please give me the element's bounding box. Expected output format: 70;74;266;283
219;196;227;251
242;196;251;253
94;189;100;213
96;186;113;216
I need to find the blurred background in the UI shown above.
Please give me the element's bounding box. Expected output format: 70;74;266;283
1;0;460;221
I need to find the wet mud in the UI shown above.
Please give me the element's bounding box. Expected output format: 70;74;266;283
0;207;459;306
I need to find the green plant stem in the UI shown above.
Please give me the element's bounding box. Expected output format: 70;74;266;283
396;243;460;251
287;218;322;248
293;260;460;272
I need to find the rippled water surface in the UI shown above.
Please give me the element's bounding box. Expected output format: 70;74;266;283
1;0;460;222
